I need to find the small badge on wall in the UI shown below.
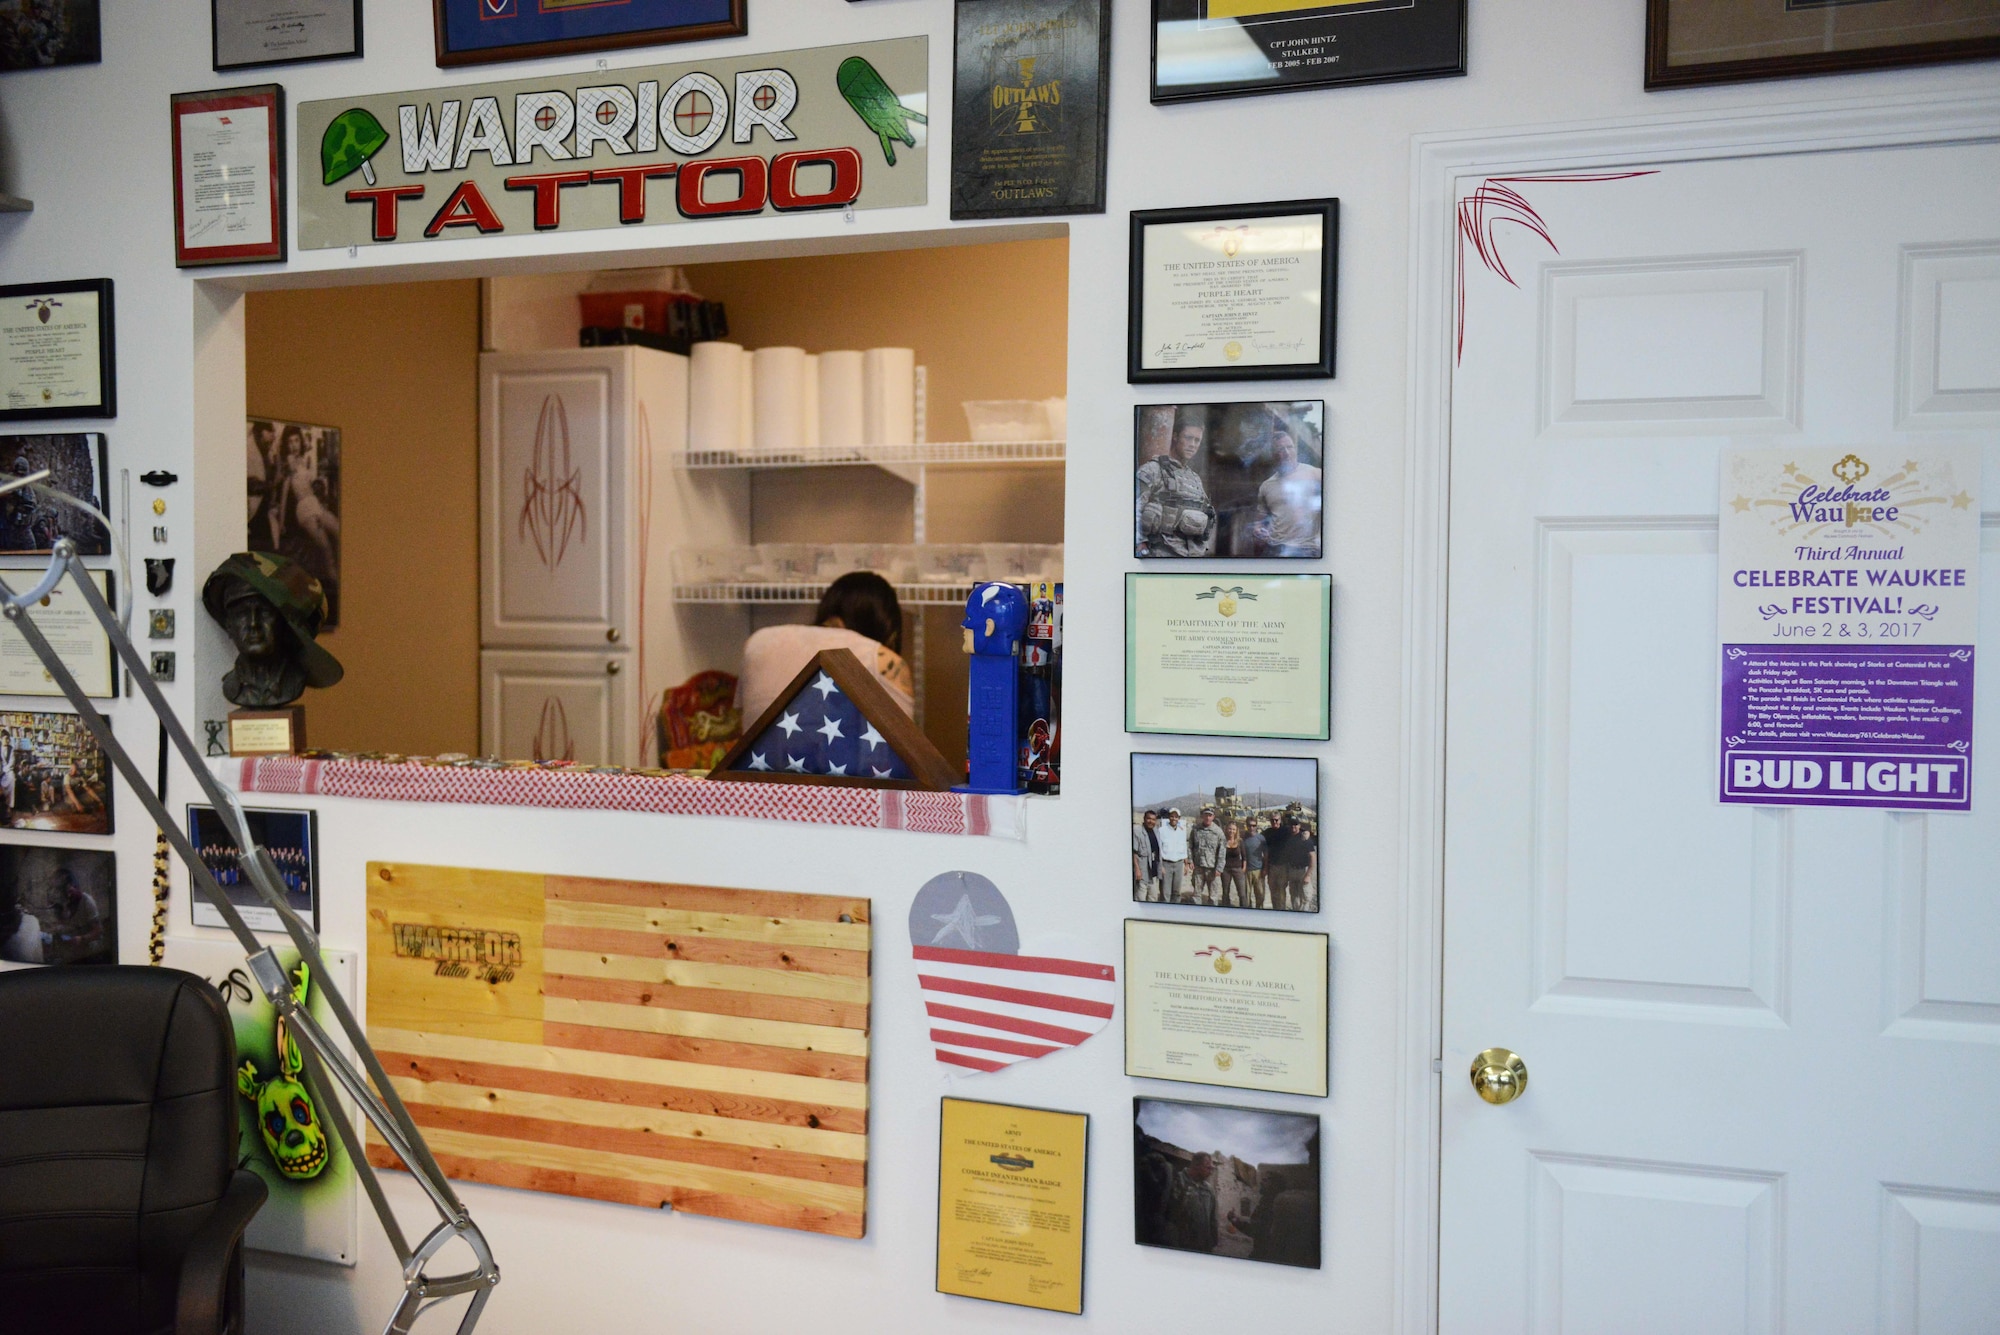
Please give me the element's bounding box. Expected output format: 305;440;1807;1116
149;608;175;639
146;558;175;595
150;651;176;682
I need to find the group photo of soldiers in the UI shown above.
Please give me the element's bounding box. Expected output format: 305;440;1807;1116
0;710;112;835
186;804;318;931
1133;401;1324;559
1134;1097;1321;1270
1131;752;1319;914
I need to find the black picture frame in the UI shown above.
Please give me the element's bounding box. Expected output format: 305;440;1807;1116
0;433;110;554
185;803;320;934
1128;199;1337;384
1133;1095;1321;1269
0;708;114;836
212;0;363;71
0;844;117;967
0;279;115;422
950;0;1113;220
1645;0;2000;89
432;0;746;68
1150;0;1465;104
1130;752;1320;914
1133;400;1325;559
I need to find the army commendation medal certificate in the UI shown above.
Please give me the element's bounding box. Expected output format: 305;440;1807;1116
1126;572;1330;740
1124;920;1328;1097
936;1098;1088;1315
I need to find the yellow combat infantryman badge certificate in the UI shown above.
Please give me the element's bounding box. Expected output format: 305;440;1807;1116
1124;920;1329;1097
1126;572;1331;739
936;1098;1088;1314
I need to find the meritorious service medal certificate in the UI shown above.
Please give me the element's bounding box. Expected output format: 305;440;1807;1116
1126;572;1330;740
936;1098;1088;1315
0;567;116;697
1124;920;1328;1097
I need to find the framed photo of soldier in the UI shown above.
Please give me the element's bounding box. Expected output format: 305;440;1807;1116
0;710;113;835
247;416;341;625
1131;753;1318;914
1128;198;1337;383
0;433;109;554
0;845;117;968
1134;401;1322;558
1133;1096;1320;1269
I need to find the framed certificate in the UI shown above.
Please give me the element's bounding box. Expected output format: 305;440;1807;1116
1151;0;1466;103
936;1098;1088;1314
1126;572;1330;740
1129;198;1337;383
0;280;115;421
171;85;286;269
1125;919;1328;1097
0;567;117;698
213;0;361;70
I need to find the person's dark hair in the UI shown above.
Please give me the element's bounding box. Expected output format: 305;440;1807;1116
815;571;903;653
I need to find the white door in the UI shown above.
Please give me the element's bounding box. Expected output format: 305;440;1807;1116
481;649;632;766
1441;138;1999;1332
481;350;630;651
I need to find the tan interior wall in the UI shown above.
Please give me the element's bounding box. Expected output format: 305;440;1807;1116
687;237;1068;766
244;280;482;756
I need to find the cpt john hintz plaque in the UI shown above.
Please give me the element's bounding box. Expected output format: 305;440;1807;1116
950;0;1109;219
1717;446;1980;812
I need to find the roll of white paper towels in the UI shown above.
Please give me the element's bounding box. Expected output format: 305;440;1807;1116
687;342;745;455
752;346;808;457
863;347;916;448
818;350;865;453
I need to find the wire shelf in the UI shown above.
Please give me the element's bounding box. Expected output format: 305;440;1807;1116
672;581;1008;607
670;439;1066;469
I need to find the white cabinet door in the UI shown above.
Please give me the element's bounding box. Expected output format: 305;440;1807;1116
480;650;632;767
1441;138;2000;1332
481;350;629;650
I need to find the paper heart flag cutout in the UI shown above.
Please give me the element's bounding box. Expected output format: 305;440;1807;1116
908;871;1116;1075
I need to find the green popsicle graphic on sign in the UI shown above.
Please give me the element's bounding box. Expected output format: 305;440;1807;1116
838;56;927;166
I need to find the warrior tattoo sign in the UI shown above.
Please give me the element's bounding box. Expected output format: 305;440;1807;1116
296;37;928;249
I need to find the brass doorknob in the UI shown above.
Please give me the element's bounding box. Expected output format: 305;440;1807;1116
1470;1048;1527;1105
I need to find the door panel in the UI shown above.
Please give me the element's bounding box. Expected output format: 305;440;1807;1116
481;353;628;648
1442;140;1999;1333
480;650;630;767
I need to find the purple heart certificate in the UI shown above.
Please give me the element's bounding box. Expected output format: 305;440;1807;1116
1718;447;1980;812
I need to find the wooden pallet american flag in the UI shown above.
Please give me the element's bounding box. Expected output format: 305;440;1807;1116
363;863;869;1238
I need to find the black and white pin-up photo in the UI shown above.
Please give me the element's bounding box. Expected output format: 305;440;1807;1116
1132;753;1318;913
247;417;341;625
0;845;116;967
1133;1097;1320;1269
1133;401;1323;559
0;433;108;554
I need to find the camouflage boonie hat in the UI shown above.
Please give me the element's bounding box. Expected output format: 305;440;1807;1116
202;552;344;690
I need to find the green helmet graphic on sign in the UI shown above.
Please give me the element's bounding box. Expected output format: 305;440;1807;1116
321;107;389;187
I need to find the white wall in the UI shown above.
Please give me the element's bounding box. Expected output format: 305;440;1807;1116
0;3;1991;1332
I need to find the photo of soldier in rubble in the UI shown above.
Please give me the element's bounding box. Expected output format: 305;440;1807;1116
1133;401;1323;559
1134;1096;1320;1269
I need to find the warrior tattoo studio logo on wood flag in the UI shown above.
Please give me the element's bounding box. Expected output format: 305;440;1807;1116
909;871;1116;1074
297;38;927;249
365;863;871;1238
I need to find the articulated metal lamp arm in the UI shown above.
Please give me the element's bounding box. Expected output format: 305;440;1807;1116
0;540;499;1333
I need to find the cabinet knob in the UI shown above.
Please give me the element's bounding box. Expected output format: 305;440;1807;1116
605;660;622;675
606;628;621;643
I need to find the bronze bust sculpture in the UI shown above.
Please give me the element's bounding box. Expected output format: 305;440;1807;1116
201;552;343;709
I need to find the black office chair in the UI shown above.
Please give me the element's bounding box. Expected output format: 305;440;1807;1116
0;965;267;1335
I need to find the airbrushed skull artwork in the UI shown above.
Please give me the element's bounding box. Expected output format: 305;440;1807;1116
236;960;330;1180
